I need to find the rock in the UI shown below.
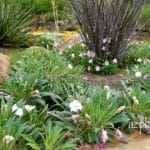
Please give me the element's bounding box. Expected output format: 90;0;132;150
0;53;11;83
57;34;83;51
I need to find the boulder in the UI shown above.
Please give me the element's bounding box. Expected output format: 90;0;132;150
57;34;83;51
0;53;11;83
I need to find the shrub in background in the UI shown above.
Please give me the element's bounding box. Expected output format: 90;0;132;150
32;34;63;49
71;0;144;62
0;0;32;46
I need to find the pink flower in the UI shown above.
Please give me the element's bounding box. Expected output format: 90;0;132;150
116;129;123;141
31;90;40;95
79;53;84;57
71;115;79;124
116;129;127;143
87;51;95;58
4;95;12;101
95;66;100;71
101;129;108;143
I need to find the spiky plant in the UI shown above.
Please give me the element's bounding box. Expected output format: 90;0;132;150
71;0;144;62
0;0;32;46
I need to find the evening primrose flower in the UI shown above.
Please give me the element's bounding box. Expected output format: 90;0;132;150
137;58;142;63
15;108;23;116
103;38;107;44
101;129;108;143
4;95;12;101
69;100;83;112
102;46;106;51
135;72;142;78
116;129;124;142
68;64;73;69
104;61;109;66
113;58;118;64
95;66;101;72
12;104;18;112
31;90;40;95
132;96;139;105
25;105;35;112
117;106;125;113
71;114;79;124
3;135;14;144
104;85;110;90
87;51;95;58
71;54;75;59
106;92;111;100
89;59;93;64
79;52;84;57
88;66;91;71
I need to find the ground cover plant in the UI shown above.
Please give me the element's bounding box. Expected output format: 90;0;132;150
0;45;150;149
0;0;150;149
63;41;150;75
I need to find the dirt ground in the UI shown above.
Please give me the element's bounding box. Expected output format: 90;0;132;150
110;131;150;150
84;72;126;90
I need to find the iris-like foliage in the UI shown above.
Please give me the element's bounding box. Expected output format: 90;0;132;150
0;0;32;46
71;0;144;61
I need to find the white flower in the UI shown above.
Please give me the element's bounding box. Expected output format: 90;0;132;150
117;106;125;113
68;64;73;69
95;66;100;71
79;53;84;57
89;59;93;64
68;45;72;49
59;51;63;55
104;85;110;90
12;104;18;112
103;38;107;44
71;54;75;59
102;46;106;51
104;61;109;66
69;100;83;112
132;96;139;105
113;58;118;64
83;52;87;56
25;105;35;112
83;77;88;80
88;66;91;71
137;58;142;63
106;92;111;100
135;72;142;78
3;135;14;144
15;108;23;116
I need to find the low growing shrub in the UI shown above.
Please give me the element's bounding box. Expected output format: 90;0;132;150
64;45;118;75
1;48;83;106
